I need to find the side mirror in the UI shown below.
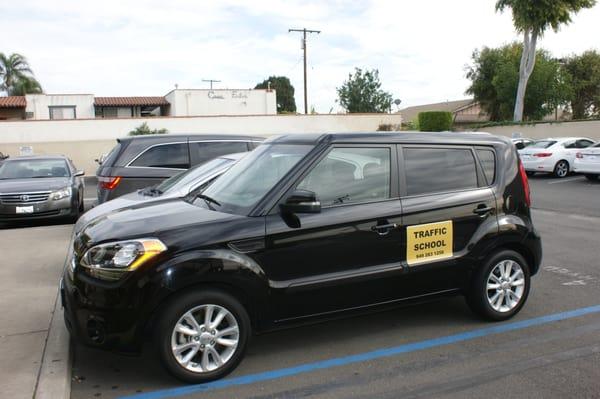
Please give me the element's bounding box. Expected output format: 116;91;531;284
515;142;525;150
74;170;85;177
280;189;321;214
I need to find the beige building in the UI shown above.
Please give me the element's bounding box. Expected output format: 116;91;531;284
399;99;489;125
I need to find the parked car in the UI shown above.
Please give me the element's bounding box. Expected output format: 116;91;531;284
518;137;595;177
76;152;246;233
62;132;541;383
96;134;263;203
574;142;600;181
511;137;534;150
0;155;85;222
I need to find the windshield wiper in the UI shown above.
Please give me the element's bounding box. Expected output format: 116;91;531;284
333;194;350;204
196;194;221;208
142;187;163;197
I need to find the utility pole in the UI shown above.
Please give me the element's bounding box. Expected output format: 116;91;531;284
289;28;320;114
202;79;221;89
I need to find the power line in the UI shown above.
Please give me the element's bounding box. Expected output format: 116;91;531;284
202;79;221;89
288;28;320;114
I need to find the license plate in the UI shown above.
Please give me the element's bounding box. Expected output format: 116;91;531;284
16;206;34;214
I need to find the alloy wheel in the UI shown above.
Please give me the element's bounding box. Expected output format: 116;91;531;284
555;161;568;178
486;260;525;313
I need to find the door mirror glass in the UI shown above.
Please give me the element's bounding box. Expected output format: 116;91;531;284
280;189;321;214
515;142;525;150
74;170;85;177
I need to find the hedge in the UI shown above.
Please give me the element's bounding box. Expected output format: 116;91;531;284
417;111;453;132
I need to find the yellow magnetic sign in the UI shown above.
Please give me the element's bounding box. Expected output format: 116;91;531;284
407;220;453;266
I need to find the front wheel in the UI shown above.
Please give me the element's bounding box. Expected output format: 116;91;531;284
155;290;250;383
466;250;531;321
553;160;569;178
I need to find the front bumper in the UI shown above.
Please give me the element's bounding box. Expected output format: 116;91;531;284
0;197;74;221
573;159;600;174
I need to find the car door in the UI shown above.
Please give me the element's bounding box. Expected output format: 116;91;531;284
398;145;498;294
256;145;406;322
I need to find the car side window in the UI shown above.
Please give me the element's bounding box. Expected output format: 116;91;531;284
130;143;190;169
563;141;576;149
192;142;249;165
576;140;594;148
403;147;478;196
297;147;391;206
476;149;496;185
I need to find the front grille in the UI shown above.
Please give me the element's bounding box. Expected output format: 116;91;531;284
0;210;60;218
0;191;51;204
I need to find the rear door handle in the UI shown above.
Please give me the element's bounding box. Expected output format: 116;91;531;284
473;206;493;215
371;223;397;236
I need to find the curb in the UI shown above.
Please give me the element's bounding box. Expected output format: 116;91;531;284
34;291;71;399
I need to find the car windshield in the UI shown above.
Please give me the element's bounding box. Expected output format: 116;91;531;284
155;157;234;193
528;140;556;149
0;159;70;179
198;144;312;215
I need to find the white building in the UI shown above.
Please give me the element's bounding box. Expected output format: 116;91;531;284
0;88;276;120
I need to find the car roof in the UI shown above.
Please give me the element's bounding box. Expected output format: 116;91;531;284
219;152;247;161
542;137;593;142
3;155;68;161
117;134;264;144
264;131;510;146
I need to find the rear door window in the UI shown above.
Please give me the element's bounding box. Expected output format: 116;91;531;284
476;149;496;185
403;147;478;196
130;143;190;169
576;139;594;148
191;141;250;165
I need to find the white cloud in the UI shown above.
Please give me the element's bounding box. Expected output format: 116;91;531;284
1;0;599;111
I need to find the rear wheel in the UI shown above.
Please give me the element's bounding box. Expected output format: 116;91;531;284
155;290;250;383
584;173;598;181
525;171;535;177
553;160;569;178
466;250;531;321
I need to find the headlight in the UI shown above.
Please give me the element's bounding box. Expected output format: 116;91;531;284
80;238;167;281
50;186;72;200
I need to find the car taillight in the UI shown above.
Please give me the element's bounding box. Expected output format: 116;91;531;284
576;152;583;159
533;152;552;157
518;160;531;207
98;176;122;190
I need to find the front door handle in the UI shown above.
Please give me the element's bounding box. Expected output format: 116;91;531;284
371;223;398;236
473;205;493;215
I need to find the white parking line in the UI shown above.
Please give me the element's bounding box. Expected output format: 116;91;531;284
547;176;584;184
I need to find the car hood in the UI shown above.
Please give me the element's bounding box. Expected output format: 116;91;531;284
76;190;182;233
0;177;71;193
78;198;243;247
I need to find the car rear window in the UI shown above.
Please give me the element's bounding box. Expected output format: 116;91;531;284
191;141;249;165
130;143;190;169
476;149;496;185
403;147;478;196
529;140;556;149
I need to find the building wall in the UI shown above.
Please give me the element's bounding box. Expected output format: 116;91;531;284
165;89;276;116
464;120;600;140
25;94;95;120
0;113;402;174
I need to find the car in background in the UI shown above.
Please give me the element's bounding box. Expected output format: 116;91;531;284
0;152;8;163
511;137;534;150
76;152;246;233
518;137;595;178
96;134;263;203
574;142;600;181
0;155;85;222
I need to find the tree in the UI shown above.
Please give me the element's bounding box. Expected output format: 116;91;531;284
128;122;168;136
466;43;570;121
255;76;296;113
495;0;596;121
564;50;600;119
0;53;43;95
336;68;393;113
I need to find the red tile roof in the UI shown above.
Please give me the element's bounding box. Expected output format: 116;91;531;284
0;96;26;108
94;97;169;107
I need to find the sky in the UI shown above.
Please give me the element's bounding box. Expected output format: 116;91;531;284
2;0;600;112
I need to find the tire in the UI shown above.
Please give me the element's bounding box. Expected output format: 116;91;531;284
584;174;598;181
466;250;531;321
553;160;569;178
525;171;535;177
155;289;251;383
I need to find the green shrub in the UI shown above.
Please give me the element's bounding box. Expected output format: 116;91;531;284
128;122;168;136
376;123;401;131
417;111;453;132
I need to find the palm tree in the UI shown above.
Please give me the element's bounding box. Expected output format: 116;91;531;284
0;52;43;95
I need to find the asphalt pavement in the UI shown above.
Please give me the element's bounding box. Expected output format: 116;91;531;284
1;172;599;399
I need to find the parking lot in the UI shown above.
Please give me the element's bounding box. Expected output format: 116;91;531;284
1;174;599;399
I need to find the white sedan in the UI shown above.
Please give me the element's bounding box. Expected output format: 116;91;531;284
519;137;595;178
574;142;600;181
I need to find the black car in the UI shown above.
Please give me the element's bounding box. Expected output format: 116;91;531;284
0;155;85;222
62;132;541;383
96;134;263;203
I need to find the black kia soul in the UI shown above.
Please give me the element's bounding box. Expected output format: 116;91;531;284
61;132;541;383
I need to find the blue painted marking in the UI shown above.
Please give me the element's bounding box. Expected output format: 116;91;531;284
120;304;600;399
